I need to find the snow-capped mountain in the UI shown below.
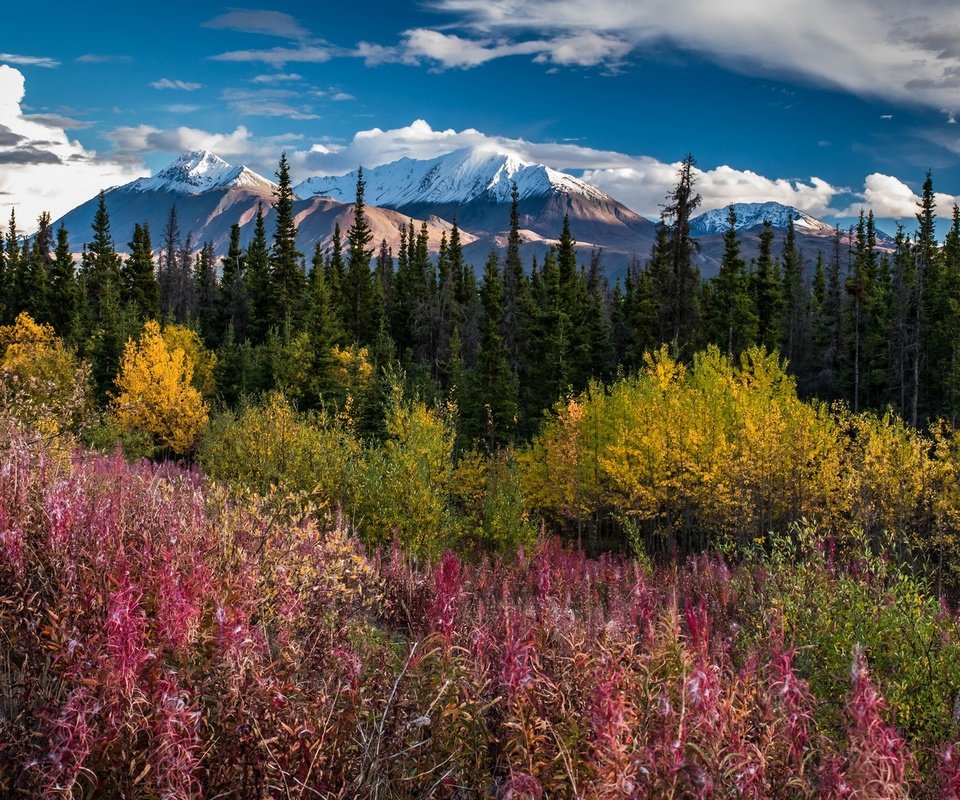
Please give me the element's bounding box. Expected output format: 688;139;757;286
690;202;836;237
52;151;471;258
296;147;611;207
129;150;276;195
297;147;658;264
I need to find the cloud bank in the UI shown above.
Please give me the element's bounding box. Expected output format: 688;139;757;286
0;66;143;229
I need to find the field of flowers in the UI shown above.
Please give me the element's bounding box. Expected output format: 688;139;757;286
3;427;960;798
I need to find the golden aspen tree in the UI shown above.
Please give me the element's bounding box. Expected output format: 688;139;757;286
112;320;208;454
0;312;91;439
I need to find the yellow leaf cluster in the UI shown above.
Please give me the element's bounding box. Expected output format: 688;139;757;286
112;320;209;454
0;313;91;444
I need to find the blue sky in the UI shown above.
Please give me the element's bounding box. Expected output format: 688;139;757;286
3;0;960;234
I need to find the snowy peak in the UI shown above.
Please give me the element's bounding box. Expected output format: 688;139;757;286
130;150;275;195
690;202;835;237
294;147;612;208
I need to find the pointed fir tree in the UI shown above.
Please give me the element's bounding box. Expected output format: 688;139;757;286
707;206;757;355
656;154;702;351
246;203;272;344
217;222;248;343
82;191;122;326
49;223;79;341
268;152;306;331
344;166;374;343
194;241;218;346
473;250;518;449
18;211;51;323
121;222;160;320
780;218;807;368
751;220;782;353
158;205;180;319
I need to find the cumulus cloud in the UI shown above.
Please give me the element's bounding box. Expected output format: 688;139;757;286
838;172;960;218
150;78;202;91
104;122;303;171
0;66;143;229
415;0;960;114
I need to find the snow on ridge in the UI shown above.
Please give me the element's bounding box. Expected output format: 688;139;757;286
129;150;275;195
690;201;834;236
294;147;612;207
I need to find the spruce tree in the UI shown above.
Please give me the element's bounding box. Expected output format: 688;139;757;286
194;241;218;346
218;223;248;343
246;204;272;344
502;184;532;377
751;220;782;353
269;152;306;331
781;218;807;367
707;206;756;355
82;192;122;325
473;250;518;448
304;241;341;407
49;223;79;340
656;155;702;351
158;205;180;320
18;212;51;323
121;222;160;320
344;167;374;343
3;210;21;322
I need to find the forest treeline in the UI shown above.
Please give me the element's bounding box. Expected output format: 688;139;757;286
1;154;959;445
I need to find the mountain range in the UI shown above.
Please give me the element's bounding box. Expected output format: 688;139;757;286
52;149;885;280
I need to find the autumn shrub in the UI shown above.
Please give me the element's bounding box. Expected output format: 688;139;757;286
111;320;209;455
3;429;957;797
735;525;960;768
199;391;362;507
0;312;92;447
356;390;460;558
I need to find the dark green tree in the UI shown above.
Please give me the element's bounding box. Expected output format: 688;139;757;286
269;152;306;330
706;206;757;356
121;222;160;320
217;223;248;343
81;191;122;325
655;154;702;351
472;251;518;448
751;220;782;352
344;167;374;343
49;223;79;340
246;203;271;344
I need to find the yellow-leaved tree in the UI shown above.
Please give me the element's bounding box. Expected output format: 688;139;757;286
0;312;91;444
112;320;209;454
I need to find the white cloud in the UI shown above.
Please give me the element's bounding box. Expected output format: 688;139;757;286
252;72;303;83
221;88;320;120
0;66;143;230
202;10;308;39
76;54;132;64
0;52;59;68
417;0;960;114
361;28;631;69
150;78;202;91
211;44;336;68
583;164;841;218
838;172;960;218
